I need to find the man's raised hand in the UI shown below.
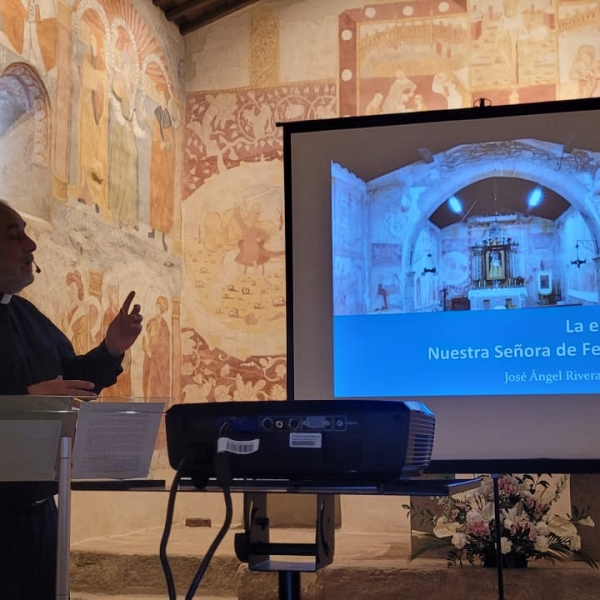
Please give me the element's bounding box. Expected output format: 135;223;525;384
104;290;143;357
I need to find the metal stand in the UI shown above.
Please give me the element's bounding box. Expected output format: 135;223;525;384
56;437;72;600
278;571;301;600
491;474;505;600
234;492;335;600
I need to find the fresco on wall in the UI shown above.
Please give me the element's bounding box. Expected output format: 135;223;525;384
69;0;180;247
0;63;51;211
181;0;600;404
468;0;557;105
0;0;183;456
148;86;177;250
63;269;100;354
336;0;600;113
141;293;172;446
183;83;336;195
142;294;172;400
74;22;111;219
182;163;289;401
181;80;334;402
0;0;57;76
4;0;600;413
180;327;287;403
51;266;175;404
347;1;470;115
558;2;600;100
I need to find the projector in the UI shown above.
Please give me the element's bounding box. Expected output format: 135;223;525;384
165;399;435;487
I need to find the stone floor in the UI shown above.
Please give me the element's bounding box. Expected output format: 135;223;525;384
69;524;600;599
70;524;410;598
71;592;230;600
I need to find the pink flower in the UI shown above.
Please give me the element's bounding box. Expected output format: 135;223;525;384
465;511;490;537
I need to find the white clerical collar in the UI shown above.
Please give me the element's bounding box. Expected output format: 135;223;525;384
1;294;13;304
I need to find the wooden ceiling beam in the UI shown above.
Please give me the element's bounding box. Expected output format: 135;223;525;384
152;0;177;9
167;0;261;34
166;0;233;22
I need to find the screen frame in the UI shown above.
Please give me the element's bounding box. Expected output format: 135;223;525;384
281;97;600;474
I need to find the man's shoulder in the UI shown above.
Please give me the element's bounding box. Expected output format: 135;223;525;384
13;294;43;312
13;295;55;323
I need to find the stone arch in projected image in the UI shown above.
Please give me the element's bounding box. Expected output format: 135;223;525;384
401;139;600;279
0;62;51;215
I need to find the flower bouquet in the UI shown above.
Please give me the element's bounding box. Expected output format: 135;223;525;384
405;474;597;568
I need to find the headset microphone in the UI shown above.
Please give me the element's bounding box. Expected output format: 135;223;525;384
33;261;41;274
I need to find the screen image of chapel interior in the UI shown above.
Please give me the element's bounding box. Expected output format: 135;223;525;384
331;135;600;315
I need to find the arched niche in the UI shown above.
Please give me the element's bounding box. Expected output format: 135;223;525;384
402;139;600;277
0;62;52;215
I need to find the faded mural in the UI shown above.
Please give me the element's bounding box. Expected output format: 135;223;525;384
3;0;600;449
0;0;184;456
182;0;600;409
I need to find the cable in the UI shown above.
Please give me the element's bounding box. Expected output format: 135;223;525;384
159;452;194;600
161;423;235;599
185;451;234;599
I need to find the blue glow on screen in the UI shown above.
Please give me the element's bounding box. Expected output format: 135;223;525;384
330;137;600;399
333;307;600;397
448;195;463;214
527;187;544;209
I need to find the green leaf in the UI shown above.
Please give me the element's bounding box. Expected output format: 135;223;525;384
407;534;454;562
572;548;599;570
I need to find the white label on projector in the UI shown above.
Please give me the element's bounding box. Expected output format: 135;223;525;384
217;437;260;454
289;432;322;448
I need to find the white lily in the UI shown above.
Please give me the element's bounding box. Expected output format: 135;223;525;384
577;516;595;527
434;518;460;539
500;537;513;554
452;532;468;549
534;536;550;553
547;515;577;538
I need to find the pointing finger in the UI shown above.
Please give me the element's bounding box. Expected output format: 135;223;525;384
121;291;136;314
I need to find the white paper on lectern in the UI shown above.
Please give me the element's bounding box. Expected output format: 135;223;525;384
71;402;164;479
0;420;62;481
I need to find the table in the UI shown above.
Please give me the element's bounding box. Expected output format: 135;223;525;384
467;286;528;309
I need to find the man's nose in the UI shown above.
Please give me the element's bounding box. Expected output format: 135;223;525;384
25;235;37;252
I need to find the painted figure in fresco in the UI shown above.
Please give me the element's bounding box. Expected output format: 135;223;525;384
76;28;110;218
569;44;600;98
413;94;427;111
233;204;284;275
63;269;94;355
241;102;272;141
0;199;143;599
494;0;527;83
197;95;222;156
186;93;233;174
148;89;175;251
431;71;464;110
202;202;285;314
382;70;417;113
0;0;57;74
142;295;171;399
108;50;139;230
364;92;383;115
